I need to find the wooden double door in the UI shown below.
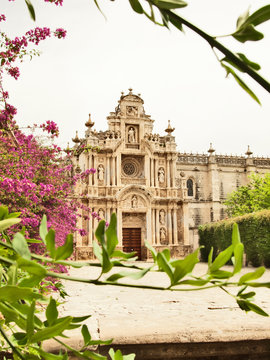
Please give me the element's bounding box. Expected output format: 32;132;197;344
122;228;141;260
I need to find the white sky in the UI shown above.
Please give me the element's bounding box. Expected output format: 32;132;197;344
1;0;270;156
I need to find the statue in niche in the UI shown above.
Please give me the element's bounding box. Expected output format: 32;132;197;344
158;167;165;183
131;195;138;208
159;209;165;225
128;127;136;143
98;208;105;219
160;227;167;244
98;165;104;181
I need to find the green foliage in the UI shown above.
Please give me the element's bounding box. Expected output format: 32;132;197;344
225;173;270;217
199;210;270;267
1;206;270;359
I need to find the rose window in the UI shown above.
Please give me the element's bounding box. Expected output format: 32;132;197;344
122;158;140;177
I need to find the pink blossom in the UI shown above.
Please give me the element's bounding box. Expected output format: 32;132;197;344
8;66;20;80
54;28;67;39
0;14;6;22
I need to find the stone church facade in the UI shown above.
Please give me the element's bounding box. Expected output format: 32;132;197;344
71;89;270;260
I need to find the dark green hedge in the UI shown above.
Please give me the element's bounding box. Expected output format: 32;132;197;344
198;210;270;267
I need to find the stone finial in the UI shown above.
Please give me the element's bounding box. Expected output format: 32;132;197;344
128;88;133;95
165;120;175;135
72;130;80;144
246;145;253;157
85;113;95;128
64;142;70;154
138;93;141;97
208;142;215;154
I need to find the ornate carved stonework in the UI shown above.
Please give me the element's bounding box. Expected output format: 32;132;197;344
160;227;168;245
126;106;138;117
159;209;165;225
158;167;165;183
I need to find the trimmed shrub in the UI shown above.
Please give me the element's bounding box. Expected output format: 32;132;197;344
199;210;270;267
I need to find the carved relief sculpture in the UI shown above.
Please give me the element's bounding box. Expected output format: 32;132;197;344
98;165;104;181
98;208;105;219
159;209;165;225
158;167;165;183
160;227;167;245
131;195;138;208
126;106;138;117
128;127;136;143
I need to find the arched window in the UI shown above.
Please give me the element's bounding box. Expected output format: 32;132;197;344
187;179;194;197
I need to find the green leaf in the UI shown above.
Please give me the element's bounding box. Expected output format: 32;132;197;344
210;270;232;279
233;24;264;43
12;232;31;260
45;229;56;259
46;297;58;326
71;315;92;323
154;0;187;10
129;0;143;14
17;257;47;277
55;234;74;260
34;349;67;360
157;252;174;285
25;0;36;21
209;245;233;273
221;64;261;105
176;279;209;286
237;53;261;71
101;246;113;274
106;267;150;282
105;213;118;256
0;206;8;220
237;300;268;316
111;250;137;260
7;265;17;285
0;218;21;232
244;4;270;27
236;7;250;29
81;324;91;346
232;223;240;247
31;316;72;343
82;350;107;360
239;266;265;285
145;241;157;261
95;220;106;245
238;291;256;299
109;349;123;360
171;248;200;284
26;300;35;342
207;247;213;268
162;248;170;262
0;286;43;302
39;215;48;244
6;212;21;219
19;275;43;288
233;242;244;275
93;241;102;262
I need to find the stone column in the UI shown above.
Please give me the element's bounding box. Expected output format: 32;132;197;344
155;208;160;245
182;202;190;245
152;208;156;245
88;154;92;186
146;209;151;244
88;210;93;245
166;157;170;188
116;155;121;186
117;210;122;246
112;156;116;186
150;159;154;187
106;156;110;186
76;208;83;247
145;156;150;187
93;207;99;243
167;208;173;244
171;156;176;188
173;207;178;245
93;156;97;186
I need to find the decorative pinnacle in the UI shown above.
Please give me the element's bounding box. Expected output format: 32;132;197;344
165;120;175;135
85;113;95;128
72;130;80;144
246;145;253;157
64;142;70;154
208;142;215;154
128;88;133;95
